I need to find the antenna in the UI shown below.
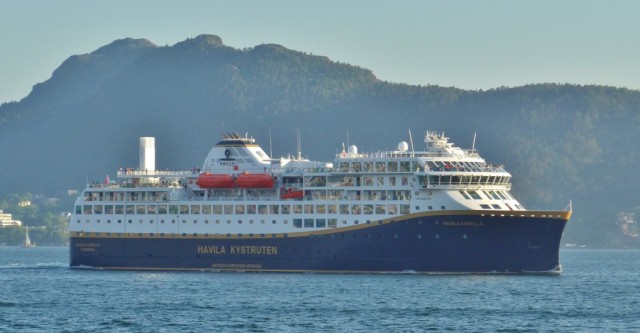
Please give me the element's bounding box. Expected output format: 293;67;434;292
268;127;273;159
346;130;350;151
408;129;415;157
472;132;477;153
296;128;302;160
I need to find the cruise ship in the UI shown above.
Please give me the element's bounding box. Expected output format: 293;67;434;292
70;131;571;274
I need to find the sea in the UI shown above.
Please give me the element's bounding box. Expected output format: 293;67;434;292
0;247;638;332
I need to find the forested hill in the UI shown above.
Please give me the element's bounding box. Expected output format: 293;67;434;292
1;34;639;246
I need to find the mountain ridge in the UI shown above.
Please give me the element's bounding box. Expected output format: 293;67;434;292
1;34;639;246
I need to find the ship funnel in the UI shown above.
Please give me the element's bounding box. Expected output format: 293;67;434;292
139;137;156;171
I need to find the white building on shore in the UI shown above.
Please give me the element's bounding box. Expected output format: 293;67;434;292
0;210;22;227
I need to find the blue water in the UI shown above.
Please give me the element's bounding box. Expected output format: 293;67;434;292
0;247;638;332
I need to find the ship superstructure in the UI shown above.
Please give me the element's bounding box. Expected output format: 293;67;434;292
70;132;571;274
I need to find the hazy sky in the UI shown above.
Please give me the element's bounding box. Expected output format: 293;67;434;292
1;0;639;104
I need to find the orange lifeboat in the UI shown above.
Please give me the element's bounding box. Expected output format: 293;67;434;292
280;188;303;199
196;173;234;188
235;173;275;188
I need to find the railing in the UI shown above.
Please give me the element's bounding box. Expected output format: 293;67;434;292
117;169;196;177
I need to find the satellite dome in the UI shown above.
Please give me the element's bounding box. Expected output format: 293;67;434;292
349;145;358;155
398;141;409;152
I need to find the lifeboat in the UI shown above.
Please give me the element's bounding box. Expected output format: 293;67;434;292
196;173;234;188
235;173;275;188
280;188;303;199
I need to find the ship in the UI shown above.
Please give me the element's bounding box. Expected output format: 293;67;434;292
69;132;571;274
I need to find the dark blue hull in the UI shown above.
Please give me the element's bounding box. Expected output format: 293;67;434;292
70;211;570;274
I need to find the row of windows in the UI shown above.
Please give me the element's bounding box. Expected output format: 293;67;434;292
338;161;421;173
424;161;490;172
76;204;412;216
83;191;168;202
77;217;370;229
423;175;510;186
306;176;412;188
74;230;463;241
459;190;514;201
459;190;524;210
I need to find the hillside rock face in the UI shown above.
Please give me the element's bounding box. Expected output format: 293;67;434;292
1;34;640;246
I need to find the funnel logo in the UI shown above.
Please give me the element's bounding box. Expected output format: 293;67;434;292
220;148;235;162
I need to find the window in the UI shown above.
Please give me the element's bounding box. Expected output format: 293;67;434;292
304;205;314;214
293;219;302;228
466;191;480;200
459;190;471;200
480;204;491;209
304;219;314;228
492;204;502;209
388;161;398;172
316;219;326;228
191;205;200;214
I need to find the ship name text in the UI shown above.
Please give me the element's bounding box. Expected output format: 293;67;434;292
442;221;484;227
197;245;278;255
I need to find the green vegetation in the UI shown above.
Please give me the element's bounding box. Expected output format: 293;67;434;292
1;34;639;247
0;193;70;245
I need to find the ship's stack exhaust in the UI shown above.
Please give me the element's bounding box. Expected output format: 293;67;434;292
138;137;158;185
139;137;156;172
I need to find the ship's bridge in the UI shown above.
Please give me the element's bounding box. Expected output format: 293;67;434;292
201;133;273;173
